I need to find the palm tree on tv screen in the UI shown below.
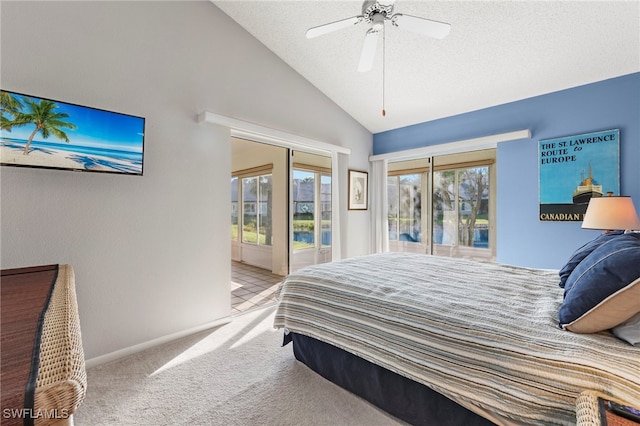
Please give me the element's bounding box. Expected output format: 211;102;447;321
11;97;76;155
0;91;23;131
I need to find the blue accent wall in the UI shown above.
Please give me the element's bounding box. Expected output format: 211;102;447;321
373;73;640;269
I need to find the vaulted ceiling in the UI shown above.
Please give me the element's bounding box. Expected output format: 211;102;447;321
213;1;639;134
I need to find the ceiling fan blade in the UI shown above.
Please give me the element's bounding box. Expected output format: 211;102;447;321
306;16;362;39
357;28;380;72
392;14;451;39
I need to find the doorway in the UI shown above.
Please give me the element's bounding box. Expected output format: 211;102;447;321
230;139;332;314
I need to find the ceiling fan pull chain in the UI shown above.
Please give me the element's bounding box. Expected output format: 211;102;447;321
382;24;386;117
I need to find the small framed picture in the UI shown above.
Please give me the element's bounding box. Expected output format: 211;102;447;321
348;170;368;210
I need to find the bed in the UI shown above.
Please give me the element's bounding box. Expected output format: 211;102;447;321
273;247;640;425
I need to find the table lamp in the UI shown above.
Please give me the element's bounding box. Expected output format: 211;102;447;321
582;194;640;233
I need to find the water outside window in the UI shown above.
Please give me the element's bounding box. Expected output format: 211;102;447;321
292;170;315;250
292;170;332;249
320;174;332;248
291;166;332;271
387;158;492;259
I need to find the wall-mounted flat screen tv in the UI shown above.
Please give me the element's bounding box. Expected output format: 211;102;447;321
1;90;145;175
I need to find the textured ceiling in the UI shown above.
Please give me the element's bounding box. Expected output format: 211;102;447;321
212;1;640;134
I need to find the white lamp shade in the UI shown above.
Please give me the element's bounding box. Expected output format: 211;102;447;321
582;196;640;230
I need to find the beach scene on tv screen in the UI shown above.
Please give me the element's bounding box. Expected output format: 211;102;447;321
0;90;144;175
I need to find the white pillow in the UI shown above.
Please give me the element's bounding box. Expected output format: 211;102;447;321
612;312;640;345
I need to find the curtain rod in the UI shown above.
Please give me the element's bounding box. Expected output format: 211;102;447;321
369;129;531;162
198;111;351;155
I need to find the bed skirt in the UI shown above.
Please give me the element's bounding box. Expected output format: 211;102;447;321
286;331;495;426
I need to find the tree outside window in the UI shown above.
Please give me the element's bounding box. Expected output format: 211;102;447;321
388;174;422;243
388;160;492;259
434;166;489;249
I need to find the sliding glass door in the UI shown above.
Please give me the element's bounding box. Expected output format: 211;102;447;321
387;159;429;253
433;165;491;258
387;151;495;260
291;151;332;272
231;139;286;273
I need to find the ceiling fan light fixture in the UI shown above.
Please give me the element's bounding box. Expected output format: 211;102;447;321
306;0;451;72
370;12;385;30
371;13;385;31
362;1;394;23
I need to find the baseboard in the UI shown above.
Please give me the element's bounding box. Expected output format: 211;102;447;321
84;316;232;369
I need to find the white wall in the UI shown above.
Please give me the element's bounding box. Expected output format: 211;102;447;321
0;1;372;360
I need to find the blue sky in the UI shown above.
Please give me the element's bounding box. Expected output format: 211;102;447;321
2;91;144;153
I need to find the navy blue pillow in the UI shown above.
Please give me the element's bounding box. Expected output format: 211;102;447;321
559;232;640;329
558;230;624;288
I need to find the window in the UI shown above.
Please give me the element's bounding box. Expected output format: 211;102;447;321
242;174;272;246
292;170;315;250
292;168;332;250
387;151;495;260
320;174;332;248
433;166;490;253
231;166;273;247
231;176;238;241
387;173;422;243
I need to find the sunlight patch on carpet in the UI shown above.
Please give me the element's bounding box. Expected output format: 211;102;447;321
150;306;276;376
229;313;278;349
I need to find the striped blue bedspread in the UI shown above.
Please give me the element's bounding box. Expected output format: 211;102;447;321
273;252;640;425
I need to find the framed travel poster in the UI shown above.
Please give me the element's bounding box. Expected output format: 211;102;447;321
539;129;619;221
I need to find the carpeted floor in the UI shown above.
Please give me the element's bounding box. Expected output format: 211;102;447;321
74;306;404;425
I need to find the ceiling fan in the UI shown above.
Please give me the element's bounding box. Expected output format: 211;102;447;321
306;0;451;72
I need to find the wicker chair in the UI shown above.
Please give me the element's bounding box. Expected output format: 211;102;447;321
33;265;87;426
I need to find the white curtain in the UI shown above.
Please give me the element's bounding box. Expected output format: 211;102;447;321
370;159;389;253
331;152;348;261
